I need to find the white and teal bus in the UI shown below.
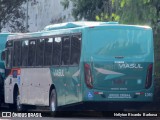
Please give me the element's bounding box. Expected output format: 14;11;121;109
2;22;154;113
0;33;14;105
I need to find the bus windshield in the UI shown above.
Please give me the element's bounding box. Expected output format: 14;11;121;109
89;28;152;58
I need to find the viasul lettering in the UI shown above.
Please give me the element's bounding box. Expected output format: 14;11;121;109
53;69;64;77
119;64;143;69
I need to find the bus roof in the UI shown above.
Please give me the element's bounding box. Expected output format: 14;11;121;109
43;21;112;31
43;21;151;31
0;32;14;37
7;21;152;41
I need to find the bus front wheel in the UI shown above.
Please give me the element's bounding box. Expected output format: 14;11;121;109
15;90;25;111
49;89;57;116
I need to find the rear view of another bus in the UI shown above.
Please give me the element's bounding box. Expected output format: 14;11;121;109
0;33;12;105
82;24;154;109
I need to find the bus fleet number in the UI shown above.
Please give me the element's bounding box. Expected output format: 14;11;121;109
145;93;153;97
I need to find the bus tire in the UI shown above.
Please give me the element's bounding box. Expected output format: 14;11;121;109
49;89;57;116
15;90;25;111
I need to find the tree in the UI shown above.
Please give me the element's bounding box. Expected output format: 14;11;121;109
113;0;160;31
61;0;116;21
61;0;160;30
0;0;28;32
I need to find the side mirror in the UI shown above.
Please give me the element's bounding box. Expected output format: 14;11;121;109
1;50;5;61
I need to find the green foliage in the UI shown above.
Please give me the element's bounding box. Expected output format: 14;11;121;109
0;0;29;32
61;0;114;21
154;33;160;78
61;0;70;10
61;0;160;31
113;0;160;29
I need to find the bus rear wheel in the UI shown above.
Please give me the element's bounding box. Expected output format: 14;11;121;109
49;89;57;116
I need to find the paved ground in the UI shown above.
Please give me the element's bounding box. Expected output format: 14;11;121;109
1;117;107;120
0;103;160;119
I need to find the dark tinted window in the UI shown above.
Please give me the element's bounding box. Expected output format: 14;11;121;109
36;39;45;66
70;35;81;65
61;36;70;65
28;40;36;66
21;40;29;66
6;48;12;68
44;38;53;66
13;41;21;67
52;37;61;65
6;41;13;47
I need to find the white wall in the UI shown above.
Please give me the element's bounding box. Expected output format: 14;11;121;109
26;0;73;32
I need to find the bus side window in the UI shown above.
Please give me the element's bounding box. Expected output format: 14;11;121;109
28;40;36;66
36;39;44;66
13;41;21;67
61;36;70;65
52;37;62;65
70;35;81;65
6;48;12;68
21;40;29;66
44;38;53;66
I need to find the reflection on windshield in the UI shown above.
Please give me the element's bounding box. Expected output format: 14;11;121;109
90;29;150;57
97;41;143;56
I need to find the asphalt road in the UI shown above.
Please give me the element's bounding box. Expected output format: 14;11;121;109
0;104;109;119
0;117;108;120
1;103;160;119
0;110;111;120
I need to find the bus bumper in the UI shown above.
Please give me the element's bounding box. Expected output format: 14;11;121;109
83;89;154;102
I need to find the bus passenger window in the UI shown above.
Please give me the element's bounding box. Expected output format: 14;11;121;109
36;39;44;66
44;38;53;66
52;37;61;65
61;36;70;65
28;40;36;66
70;35;81;65
13;41;21;67
6;48;12;68
21;40;29;66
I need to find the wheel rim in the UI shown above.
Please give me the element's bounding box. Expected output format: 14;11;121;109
16;94;21;110
50;91;56;112
51;101;55;111
51;94;55;111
